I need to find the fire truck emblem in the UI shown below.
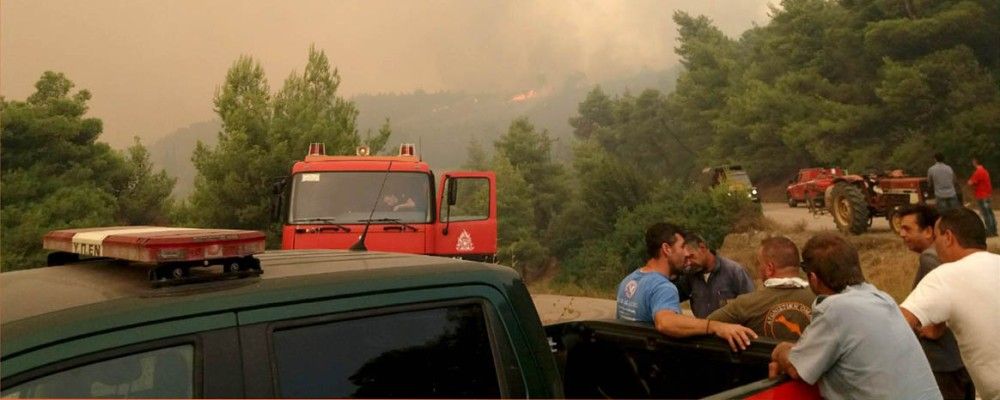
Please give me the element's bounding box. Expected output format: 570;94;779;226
456;230;475;252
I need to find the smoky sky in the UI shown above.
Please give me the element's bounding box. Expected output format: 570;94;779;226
1;0;773;147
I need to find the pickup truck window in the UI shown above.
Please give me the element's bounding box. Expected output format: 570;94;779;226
1;345;193;398
271;303;501;398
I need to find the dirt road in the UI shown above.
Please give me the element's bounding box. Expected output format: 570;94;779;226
761;202;894;232
531;294;616;325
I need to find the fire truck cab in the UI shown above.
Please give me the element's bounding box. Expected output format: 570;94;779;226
276;143;497;260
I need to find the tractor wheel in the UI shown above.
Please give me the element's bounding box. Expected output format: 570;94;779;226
787;194;798;208
830;182;869;235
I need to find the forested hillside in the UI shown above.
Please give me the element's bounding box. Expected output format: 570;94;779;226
148;120;220;198
470;0;1000;289
149;68;679;197
4;0;997;278
665;0;999;185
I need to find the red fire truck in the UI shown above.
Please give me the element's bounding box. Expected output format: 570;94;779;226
274;143;497;260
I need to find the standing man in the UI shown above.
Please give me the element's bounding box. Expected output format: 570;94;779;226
968;157;997;237
674;233;755;318
616;223;758;352
897;205;974;399
929;152;960;212
769;233;940;400
707;236;815;341
901;208;1000;399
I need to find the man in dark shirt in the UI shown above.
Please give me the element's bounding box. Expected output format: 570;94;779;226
708;236;815;341
897;205;974;399
674;233;755;318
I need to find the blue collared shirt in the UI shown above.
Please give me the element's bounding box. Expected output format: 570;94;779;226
789;283;940;400
676;255;755;318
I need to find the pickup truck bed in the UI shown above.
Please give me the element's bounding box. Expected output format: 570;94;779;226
547;320;816;399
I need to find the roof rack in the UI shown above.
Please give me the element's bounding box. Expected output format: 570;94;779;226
43;226;266;287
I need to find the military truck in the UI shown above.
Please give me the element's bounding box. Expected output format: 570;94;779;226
1;227;817;398
703;165;761;203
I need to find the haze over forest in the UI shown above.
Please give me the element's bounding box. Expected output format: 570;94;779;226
5;0;998;275
1;0;773;149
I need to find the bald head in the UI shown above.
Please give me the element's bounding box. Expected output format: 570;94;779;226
761;236;800;269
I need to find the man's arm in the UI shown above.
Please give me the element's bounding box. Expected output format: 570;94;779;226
899;306;946;339
769;342;800;380
900;306;922;331
706;300;742;325
968;167;984;186
393;197;417;211
653;310;757;352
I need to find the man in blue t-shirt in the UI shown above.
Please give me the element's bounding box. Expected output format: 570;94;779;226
616;222;758;352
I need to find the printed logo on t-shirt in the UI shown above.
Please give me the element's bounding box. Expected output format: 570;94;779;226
624;280;639;299
763;301;812;338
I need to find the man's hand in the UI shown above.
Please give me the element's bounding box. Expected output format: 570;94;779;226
710;321;758;351
770;341;800;380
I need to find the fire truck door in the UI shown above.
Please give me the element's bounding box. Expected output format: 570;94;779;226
434;172;497;257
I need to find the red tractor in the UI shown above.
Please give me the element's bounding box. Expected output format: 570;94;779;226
273;143;497;260
824;170;932;235
786;167;846;208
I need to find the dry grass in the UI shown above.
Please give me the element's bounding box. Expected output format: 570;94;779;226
533;216;1000;304
719;228;917;302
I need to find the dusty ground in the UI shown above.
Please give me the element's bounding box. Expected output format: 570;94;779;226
531;294;617;325
761;202;892;232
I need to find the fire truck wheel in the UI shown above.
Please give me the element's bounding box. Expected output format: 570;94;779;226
224;260;242;273
787;193;798;208
169;266;189;279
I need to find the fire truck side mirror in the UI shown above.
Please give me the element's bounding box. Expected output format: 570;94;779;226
447;178;458;206
270;176;289;221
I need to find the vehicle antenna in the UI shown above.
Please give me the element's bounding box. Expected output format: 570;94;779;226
350;161;394;251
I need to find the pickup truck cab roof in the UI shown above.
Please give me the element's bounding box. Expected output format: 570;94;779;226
2;250;525;354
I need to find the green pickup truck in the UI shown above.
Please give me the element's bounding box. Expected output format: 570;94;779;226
1;250;814;398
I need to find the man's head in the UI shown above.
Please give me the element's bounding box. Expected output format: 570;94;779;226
897;204;939;253
934;152;945;163
972;157;981;167
801;233;866;295
757;236;801;280
382;194;400;206
645;223;689;271
934;208;987;262
682;233;714;273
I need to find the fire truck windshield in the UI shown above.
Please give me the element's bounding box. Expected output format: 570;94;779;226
289;172;432;224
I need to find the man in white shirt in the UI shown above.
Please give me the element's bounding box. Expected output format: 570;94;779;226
901;208;1000;399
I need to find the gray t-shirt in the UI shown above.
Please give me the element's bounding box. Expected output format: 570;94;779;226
788;283;940;400
927;162;957;198
913;247;965;372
